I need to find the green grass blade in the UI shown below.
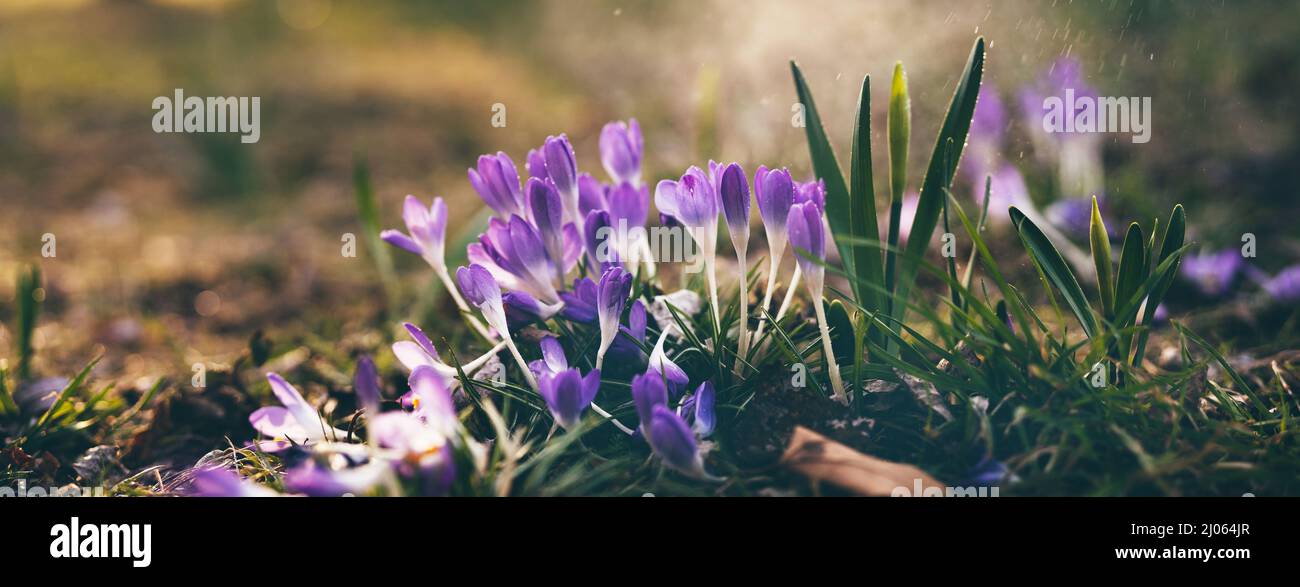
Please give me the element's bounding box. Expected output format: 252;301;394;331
1010;206;1099;338
353;156;399;311
891;37;985;333
16;264;40;380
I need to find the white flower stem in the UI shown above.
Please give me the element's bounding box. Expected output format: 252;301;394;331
500;334;538;392
812;294;847;404
775;263;802;324
751;255;782;344
705;255;721;340
589;402;635;435
732;251;750;374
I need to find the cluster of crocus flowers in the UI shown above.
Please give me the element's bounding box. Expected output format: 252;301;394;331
339;118;865;491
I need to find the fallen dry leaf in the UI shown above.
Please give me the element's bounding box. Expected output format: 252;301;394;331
781;426;945;496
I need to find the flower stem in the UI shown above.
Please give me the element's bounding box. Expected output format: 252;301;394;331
589;402;635;435
812;295;847;404
751;255;781;344
732;251;750;374
500;335;538;392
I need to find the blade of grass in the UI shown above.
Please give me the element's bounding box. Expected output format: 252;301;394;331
1010;206;1098;338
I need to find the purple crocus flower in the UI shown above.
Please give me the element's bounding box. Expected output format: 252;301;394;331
718;162;753;359
600;118;643;186
383;195;494;340
538;368;602;430
631;371;669;436
190;467;279;497
595;267;633;370
470;215;565;305
526;148;547;181
456;264;540;390
1262;264;1300;303
528;335;570;380
381;195;448;269
1180;249;1244;298
584;209;619;273
284;461;393;497
794;178;825;211
606;181;650;228
787;201;827;285
755;166;795;265
249;373;349;451
468;152;525;218
656;166;722;332
607;299;649;367
354;355;380;415
392;322;505;378
578;173;608;218
540;134;581;222
558;277;599;323
527;177;569;282
647;405;710;478
787;201;847;403
647;328;690;395
677;380;716;438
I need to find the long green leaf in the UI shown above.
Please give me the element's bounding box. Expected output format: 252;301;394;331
1132;205;1185;365
1114;222;1147;328
16;264;40;380
790;60;855;288
1010;206;1099;338
890;37;985;333
849;74;884;322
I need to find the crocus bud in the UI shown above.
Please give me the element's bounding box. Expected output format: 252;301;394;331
527;177;568;282
542;134;580;220
647;405;708;477
595;267;632;369
787;201;827;294
538;368;601;430
468;152;524;218
755;166;795;261
599;118;643;186
354;355;381;416
719;162;751;248
631;371;668;436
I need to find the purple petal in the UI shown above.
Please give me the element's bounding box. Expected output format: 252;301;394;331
647;405;701;475
542;134;578;200
559;277;599;323
755;166;794;234
691;380;716;437
380;230;423;255
607;181;649;228
584;209;618;273
631;371;668;433
787;201;826;272
539;335;568;373
354;355;381;414
578;173;608;218
600;119;643;185
456;264;501;308
266;372;318;432
718;162;751;237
